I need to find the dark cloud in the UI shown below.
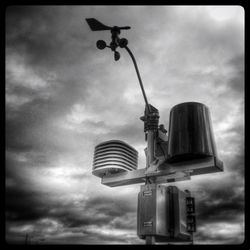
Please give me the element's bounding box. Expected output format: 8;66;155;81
191;173;244;231
6;189;47;222
5;185;139;244
196;192;244;224
6;6;91;69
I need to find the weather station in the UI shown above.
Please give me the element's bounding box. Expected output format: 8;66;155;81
86;18;224;245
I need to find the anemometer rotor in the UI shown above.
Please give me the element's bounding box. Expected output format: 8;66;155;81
86;18;130;62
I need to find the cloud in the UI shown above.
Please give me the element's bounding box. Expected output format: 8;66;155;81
195;221;244;244
225;54;244;94
5;182;140;244
5;6;244;244
196;183;244;224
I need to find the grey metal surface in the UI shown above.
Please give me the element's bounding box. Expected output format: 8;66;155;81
167;102;218;163
137;184;194;243
101;156;223;187
137;184;168;238
167;186;191;241
93;140;138;177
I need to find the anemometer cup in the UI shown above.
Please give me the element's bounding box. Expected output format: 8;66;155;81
96;40;107;50
114;51;120;61
118;38;128;48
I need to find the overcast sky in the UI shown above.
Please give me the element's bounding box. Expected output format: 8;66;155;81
6;5;244;244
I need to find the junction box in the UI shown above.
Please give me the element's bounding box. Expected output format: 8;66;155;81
137;184;196;243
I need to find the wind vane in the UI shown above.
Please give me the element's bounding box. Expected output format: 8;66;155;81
86;18;224;245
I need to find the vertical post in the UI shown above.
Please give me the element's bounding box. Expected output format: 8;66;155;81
190;232;194;245
25;234;28;245
145;130;156;245
124;43;158;246
146;131;155;169
146;235;155;245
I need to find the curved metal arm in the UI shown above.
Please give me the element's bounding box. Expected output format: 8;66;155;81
124;46;151;113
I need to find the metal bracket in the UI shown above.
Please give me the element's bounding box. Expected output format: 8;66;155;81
101;156;223;187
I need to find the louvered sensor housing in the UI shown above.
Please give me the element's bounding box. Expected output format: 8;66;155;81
93;140;138;178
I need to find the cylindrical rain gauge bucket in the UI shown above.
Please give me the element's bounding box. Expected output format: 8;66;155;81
167;102;218;163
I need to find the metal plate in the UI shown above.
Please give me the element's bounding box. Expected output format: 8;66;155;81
167;186;191;240
137;184;168;238
101;156;223;187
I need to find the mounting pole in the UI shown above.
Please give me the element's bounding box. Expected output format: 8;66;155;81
144;128;156;245
123;46;159;193
146;235;156;245
123;46;157;184
87;19;157;244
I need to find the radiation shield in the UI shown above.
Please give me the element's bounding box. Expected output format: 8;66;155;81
92;140;138;178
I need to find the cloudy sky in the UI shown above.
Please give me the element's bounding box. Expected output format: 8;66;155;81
5;6;244;244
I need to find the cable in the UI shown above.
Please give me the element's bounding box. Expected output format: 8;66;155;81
124;46;151;113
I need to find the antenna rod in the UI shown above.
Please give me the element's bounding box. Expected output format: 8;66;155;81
124;46;151;113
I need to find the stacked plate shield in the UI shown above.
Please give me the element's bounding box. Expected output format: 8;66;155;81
93;140;138;177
